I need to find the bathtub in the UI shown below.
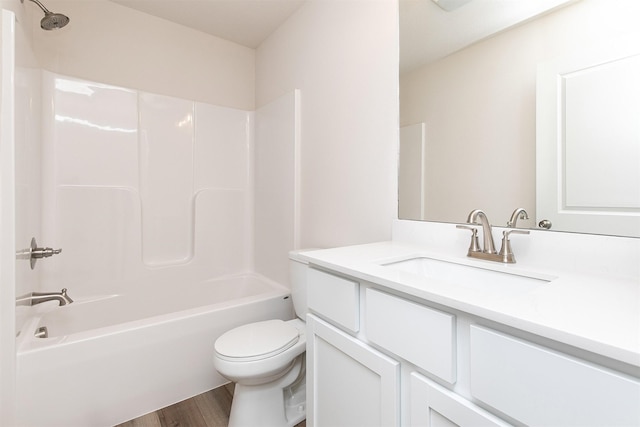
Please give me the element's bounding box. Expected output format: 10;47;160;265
15;273;293;427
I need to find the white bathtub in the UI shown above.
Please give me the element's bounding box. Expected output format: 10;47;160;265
15;273;293;427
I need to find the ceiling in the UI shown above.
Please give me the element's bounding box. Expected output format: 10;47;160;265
400;0;577;73
109;0;576;71
109;0;305;49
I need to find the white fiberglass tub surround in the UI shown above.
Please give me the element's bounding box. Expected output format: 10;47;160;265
13;73;301;427
16;274;293;427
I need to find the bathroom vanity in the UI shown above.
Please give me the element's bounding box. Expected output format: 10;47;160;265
301;240;640;427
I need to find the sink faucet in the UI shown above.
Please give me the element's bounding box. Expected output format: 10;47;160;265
507;208;529;228
457;209;530;263
16;288;73;307
466;209;497;254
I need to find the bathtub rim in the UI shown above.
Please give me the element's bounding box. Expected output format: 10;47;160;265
16;272;292;354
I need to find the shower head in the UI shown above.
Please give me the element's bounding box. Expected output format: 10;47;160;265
21;0;70;30
39;10;69;30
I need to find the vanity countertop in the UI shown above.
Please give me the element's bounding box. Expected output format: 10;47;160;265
299;241;640;368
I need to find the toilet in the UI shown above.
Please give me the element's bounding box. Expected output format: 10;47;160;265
213;251;310;427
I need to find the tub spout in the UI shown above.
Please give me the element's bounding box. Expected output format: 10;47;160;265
16;288;73;306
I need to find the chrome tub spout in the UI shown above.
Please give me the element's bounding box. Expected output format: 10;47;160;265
16;288;73;306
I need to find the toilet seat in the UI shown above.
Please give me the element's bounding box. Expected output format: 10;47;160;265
215;319;300;362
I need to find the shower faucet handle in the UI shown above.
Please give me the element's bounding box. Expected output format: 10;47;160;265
31;247;62;258
27;237;62;269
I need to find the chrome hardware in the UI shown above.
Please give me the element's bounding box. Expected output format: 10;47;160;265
498;229;530;263
34;326;49;338
456;224;481;254
460;209;530;263
16;288;73;307
538;219;552;230
25;237;62;269
507;208;529;228
466;209;497;254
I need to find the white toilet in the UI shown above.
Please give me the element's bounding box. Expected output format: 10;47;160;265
213;251;309;427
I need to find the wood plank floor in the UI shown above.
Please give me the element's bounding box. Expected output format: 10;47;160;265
116;384;306;427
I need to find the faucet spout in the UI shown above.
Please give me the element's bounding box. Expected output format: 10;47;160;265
16;288;73;307
507;208;529;228
466;209;497;254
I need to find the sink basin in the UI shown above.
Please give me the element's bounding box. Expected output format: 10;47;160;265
382;257;552;294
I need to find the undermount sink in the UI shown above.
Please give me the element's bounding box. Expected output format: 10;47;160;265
382;257;553;293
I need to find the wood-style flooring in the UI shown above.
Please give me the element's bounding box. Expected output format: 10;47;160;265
115;384;306;427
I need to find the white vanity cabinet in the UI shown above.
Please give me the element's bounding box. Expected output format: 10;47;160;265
365;287;456;384
306;267;400;427
409;373;510;427
469;325;640;426
306;265;640;427
307;315;400;427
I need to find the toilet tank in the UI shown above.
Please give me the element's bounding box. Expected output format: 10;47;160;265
289;250;316;319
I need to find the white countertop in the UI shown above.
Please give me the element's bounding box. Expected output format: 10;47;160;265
299;241;640;368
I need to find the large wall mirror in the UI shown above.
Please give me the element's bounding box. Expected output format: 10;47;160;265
399;0;640;237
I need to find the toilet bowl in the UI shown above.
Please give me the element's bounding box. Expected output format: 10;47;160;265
213;251;311;427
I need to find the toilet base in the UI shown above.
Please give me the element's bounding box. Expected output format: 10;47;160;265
228;356;306;427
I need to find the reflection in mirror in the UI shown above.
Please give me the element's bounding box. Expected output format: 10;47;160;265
399;0;640;237
537;47;640;237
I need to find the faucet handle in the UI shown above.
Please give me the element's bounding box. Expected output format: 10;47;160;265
498;229;530;263
28;237;62;270
504;229;530;237
456;224;481;254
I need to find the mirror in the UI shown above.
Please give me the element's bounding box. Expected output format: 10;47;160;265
399;0;640;237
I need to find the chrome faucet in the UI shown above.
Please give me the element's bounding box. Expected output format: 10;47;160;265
507;208;529;228
467;209;497;254
457;208;529;263
16;288;73;307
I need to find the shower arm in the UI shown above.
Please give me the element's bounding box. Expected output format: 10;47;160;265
21;0;53;14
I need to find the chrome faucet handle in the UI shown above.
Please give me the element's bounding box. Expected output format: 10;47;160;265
456;224;481;254
28;237;62;270
498;229;530;263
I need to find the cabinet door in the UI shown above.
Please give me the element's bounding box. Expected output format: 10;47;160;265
410;373;511;427
307;314;400;427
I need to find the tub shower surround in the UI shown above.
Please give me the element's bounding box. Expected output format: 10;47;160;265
15;72;300;426
39;71;254;298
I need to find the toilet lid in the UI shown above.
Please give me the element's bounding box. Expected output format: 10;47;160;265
215;319;300;361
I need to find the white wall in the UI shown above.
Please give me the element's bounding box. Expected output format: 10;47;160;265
400;0;640;225
0;11;17;425
29;0;255;110
0;3;41;424
256;0;399;250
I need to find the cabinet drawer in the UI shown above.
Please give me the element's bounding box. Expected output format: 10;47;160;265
365;288;456;383
470;325;640;426
307;267;359;332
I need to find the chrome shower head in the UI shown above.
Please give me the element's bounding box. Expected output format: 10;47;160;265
21;0;70;30
39;10;69;30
